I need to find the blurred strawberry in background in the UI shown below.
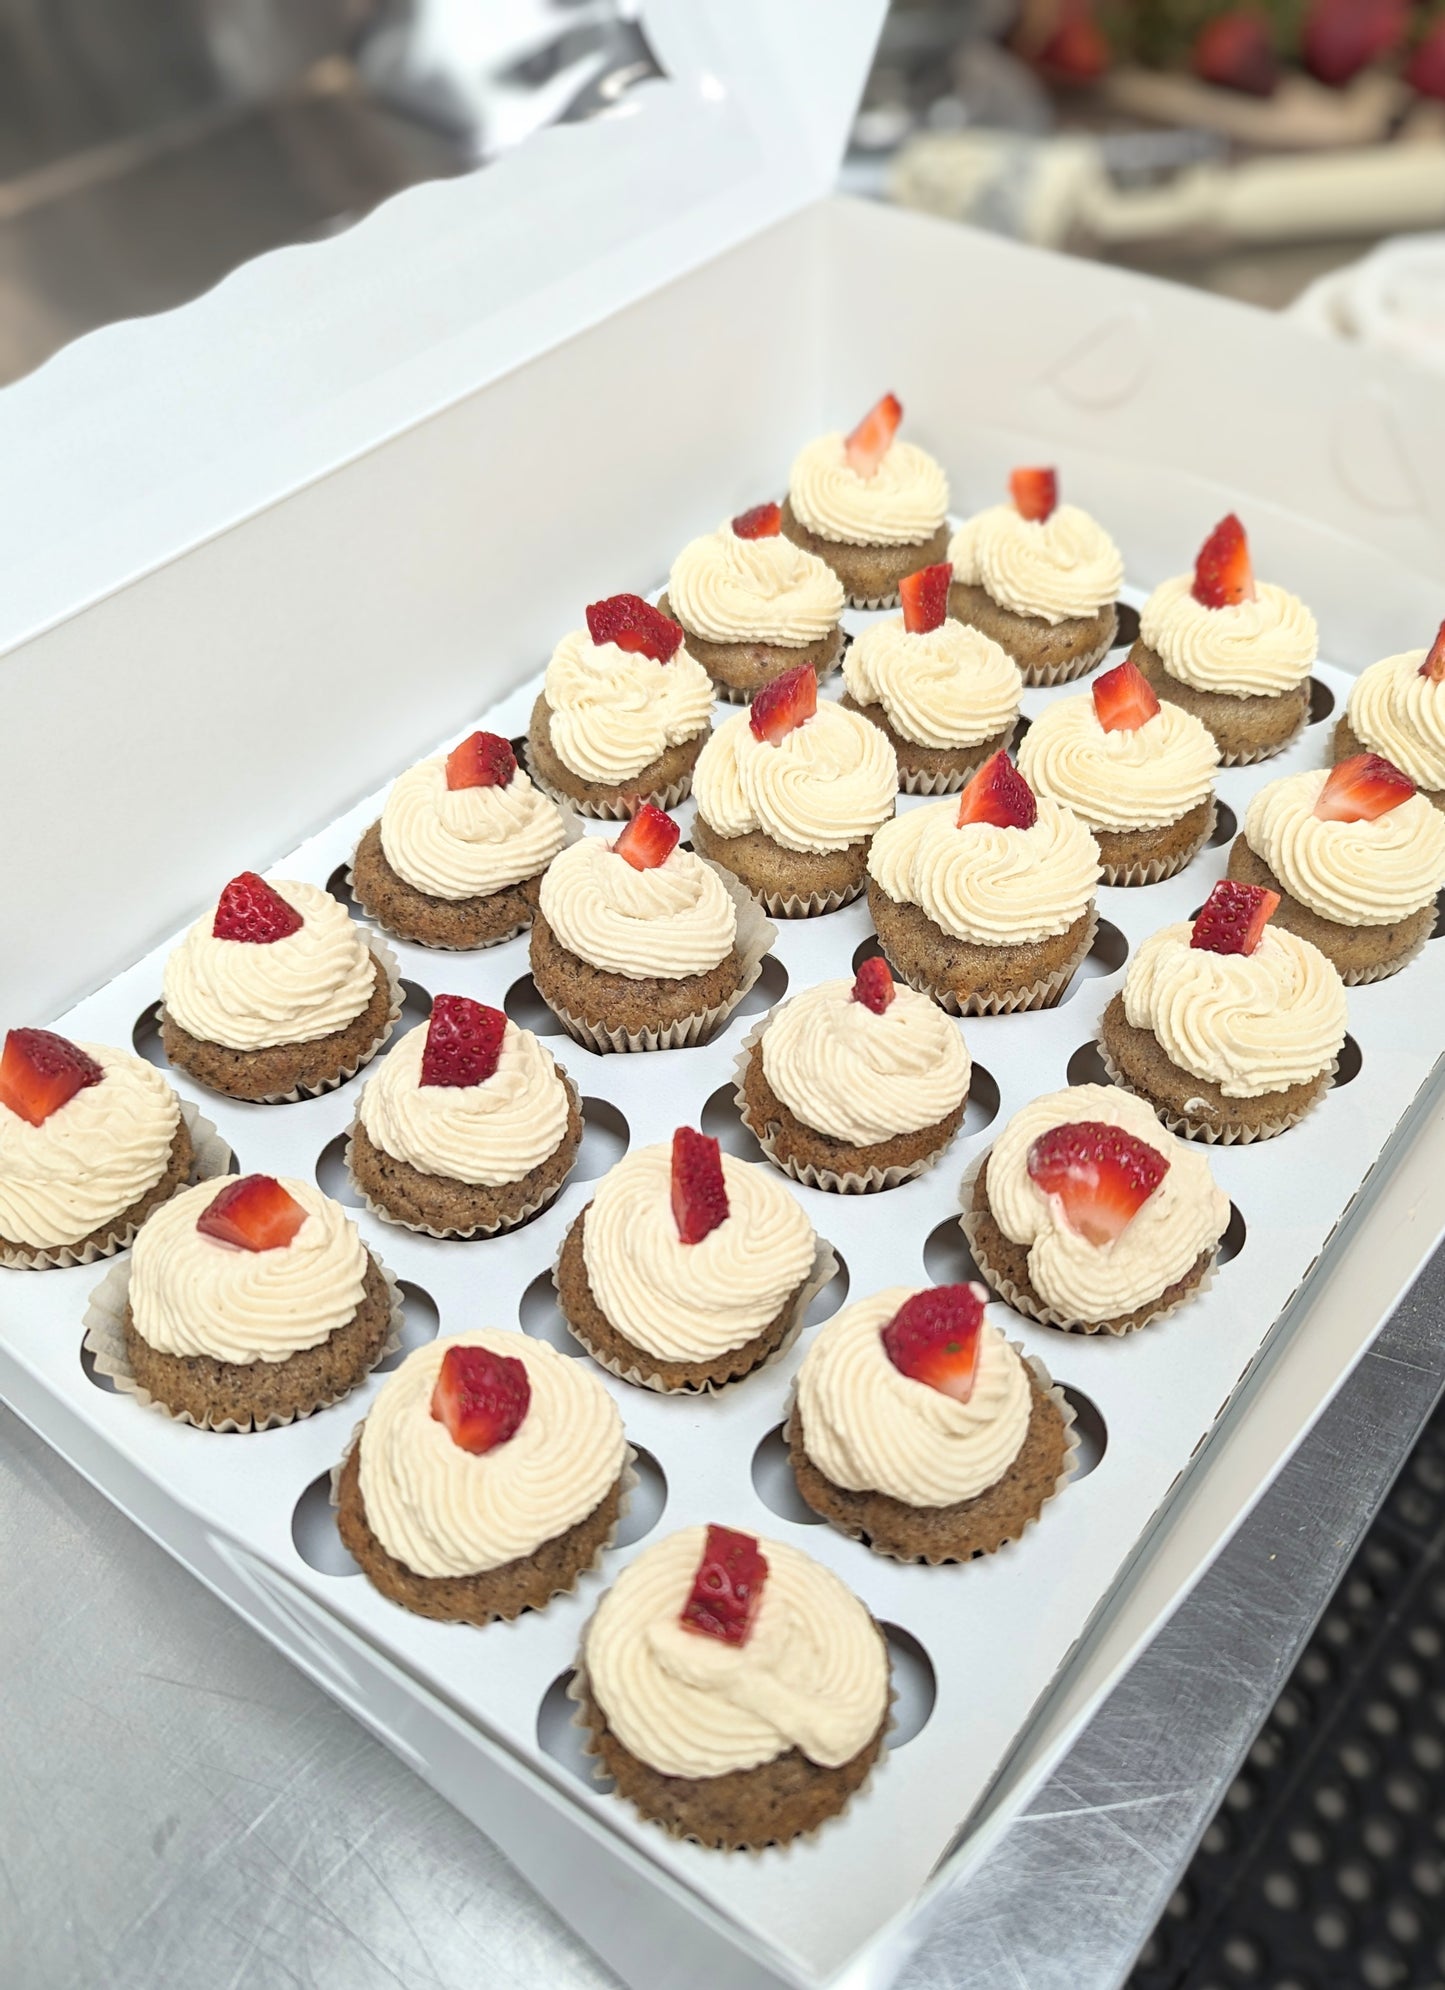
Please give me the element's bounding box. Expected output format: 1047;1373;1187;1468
1191;9;1280;93
1301;0;1409;85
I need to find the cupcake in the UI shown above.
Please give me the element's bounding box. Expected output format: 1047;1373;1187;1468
840;560;1023;793
1100;880;1349;1142
349;995;581;1237
161;872;396;1102
1335;623;1445;810
525;594;713;818
576;1522;890;1848
1130;515;1317;764
530;805;767;1051
738;956;971;1191
781;393;949;608
337;1330;628;1624
788;1283;1073;1559
554;1126;822;1391
110;1175;393;1428
1017;656;1220;885
866;751;1101;1015
690;665;897;915
1226;756;1445;984
351;731;567;949
0;1031;218;1270
963;1085;1229;1334
658;501;846;702
947;467;1124;686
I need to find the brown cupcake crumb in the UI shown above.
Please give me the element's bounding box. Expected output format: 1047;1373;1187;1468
838;693;1015;792
1131;640;1308;765
161;955;394;1103
739;1041;964;1189
529;910;744;1041
525;695;706;815
948;581;1116;685
867;881;1094;1012
787;1368;1068;1559
691;810;873;914
2;1115;196;1267
1099;989;1332;1139
350;819;542;950
337;1437;625;1624
657;592;843;701
1092;796;1215;885
1226;836;1432;982
348;1084;582;1236
1333;713;1445;812
780;499;950;607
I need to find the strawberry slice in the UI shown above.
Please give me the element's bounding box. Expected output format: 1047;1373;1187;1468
852;955;895;1014
671;1126;729;1245
212;872;304;944
585;594;684;662
749;662;817;745
445;731;516;791
732;501;781;540
420;994;507;1088
1192;10;1279;94
956;749;1038;830
430;1343;531;1455
1418;620;1445;682
1314;752;1415;823
881;1285;986;1402
1092;657;1161;733
1191;514;1256;610
613;801;680;870
1190;879;1280;956
899;561;952;635
1303;0;1406;86
680;1523;768;1646
1010;467;1058;523
0;1029;104;1127
196;1174;307;1251
1026;1121;1168;1247
844;393;902;478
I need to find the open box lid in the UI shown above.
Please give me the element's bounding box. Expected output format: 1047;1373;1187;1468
0;0;886;660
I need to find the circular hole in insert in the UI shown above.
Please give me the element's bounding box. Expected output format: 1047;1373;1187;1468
922;1216;984;1288
805;1253;849;1330
314;1132;365;1209
1113;600;1141;649
734;954;789;1022
1012;713;1032;748
1336;1035;1362;1088
1209;800;1238;849
700;1082;765;1164
519;1267;588;1358
326;863;361;915
374;1280;441;1374
1059;1387;1107;1478
79;1336;120;1394
1067;1040;1114;1089
510;734;530;768
1219;1203;1247;1266
1309;677;1337;726
393;980;433;1042
131;999;171;1071
880;1625;937;1748
575;1098;629;1182
851;934;885;975
537;1670;605;1790
1079;918;1129;980
751;1423;825;1525
291;1471;361;1576
963;1063;1000;1137
504;973;566;1038
614;1447;667;1549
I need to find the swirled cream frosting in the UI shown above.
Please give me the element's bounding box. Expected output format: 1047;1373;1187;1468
796;1286;1032;1505
357;1330;626;1578
868;796;1100;944
1017;693;1219;832
788;432;948;547
948;504;1124;624
1140;574;1317;696
1347;651;1445;792
543;628;713;784
759;977;971;1145
668;525;845;646
163;880;378;1051
379;754;565;899
986;1084;1228;1320
129;1177;371;1364
1244;768;1445;927
585;1525;888;1776
357;1019;571;1187
583;1141;817;1360
0;1046;180;1251
691;702;897;854
538;834;736;980
1123;923;1347;1098
842;615;1023;750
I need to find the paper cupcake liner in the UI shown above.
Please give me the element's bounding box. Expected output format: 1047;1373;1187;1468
1018;630;1116;689
1338;919;1431;986
754;874;866;920
81;1248;404;1432
554;1234;840;1395
1219;712;1309;768
898;761;973;797
850;589;900;611
541;863;776;1053
890;907;1099;1018
782;1349;1080;1563
529;767;695;822
0;1100;233;1272
1099;803;1216;889
1096;1035;1335;1144
346;808;585;953
343;1069;583;1240
730;1014;960;1194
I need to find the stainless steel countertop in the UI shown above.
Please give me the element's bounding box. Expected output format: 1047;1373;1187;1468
5;1244;1443;1990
